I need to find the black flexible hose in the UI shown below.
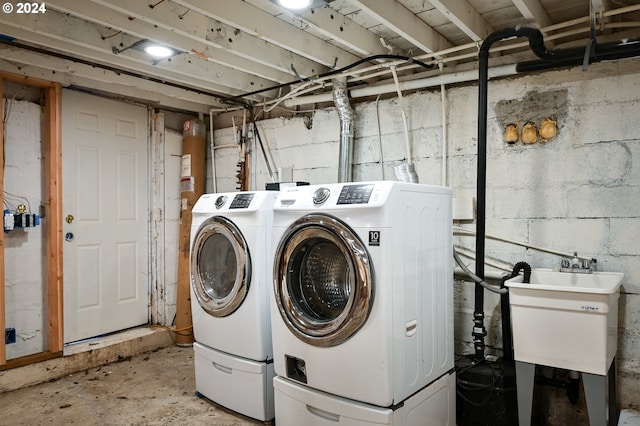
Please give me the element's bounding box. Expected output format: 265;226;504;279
499;261;531;365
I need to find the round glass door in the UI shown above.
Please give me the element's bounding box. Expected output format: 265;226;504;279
191;216;251;317
273;214;374;347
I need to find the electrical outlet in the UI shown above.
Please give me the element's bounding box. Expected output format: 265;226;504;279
5;328;16;344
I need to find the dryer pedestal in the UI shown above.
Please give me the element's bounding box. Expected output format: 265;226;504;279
273;372;456;426
194;342;275;421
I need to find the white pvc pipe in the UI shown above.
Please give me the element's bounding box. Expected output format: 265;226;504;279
453;226;587;260
284;64;518;107
278;5;640;109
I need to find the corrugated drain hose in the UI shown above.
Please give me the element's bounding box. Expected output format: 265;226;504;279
510;261;532;283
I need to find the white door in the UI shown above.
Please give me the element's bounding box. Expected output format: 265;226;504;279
62;90;149;343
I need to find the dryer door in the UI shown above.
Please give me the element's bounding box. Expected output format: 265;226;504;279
191;216;251;317
274;213;373;347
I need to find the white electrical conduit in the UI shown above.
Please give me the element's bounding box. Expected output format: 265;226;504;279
285;64;518;106
280;5;640;108
208;7;640;125
345;20;638;85
453;226;591;260
390;66;413;165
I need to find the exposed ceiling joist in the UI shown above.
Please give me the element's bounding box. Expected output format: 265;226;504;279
296;7;395;57
47;0;295;83
172;0;361;69
0;45;223;113
0;10;277;98
86;0;323;80
511;0;552;28
429;0;494;41
1;0;637;114
347;0;452;54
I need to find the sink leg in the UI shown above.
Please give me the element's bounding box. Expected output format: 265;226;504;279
608;359;619;426
516;361;536;426
583;372;607;425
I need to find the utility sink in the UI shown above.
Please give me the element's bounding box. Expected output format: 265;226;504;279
505;269;624;375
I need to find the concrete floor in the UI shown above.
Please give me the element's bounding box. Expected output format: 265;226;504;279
1;329;638;425
0;345;263;426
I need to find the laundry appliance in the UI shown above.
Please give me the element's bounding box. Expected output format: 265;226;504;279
269;181;455;423
190;191;277;421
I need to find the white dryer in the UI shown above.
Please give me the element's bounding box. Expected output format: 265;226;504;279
190;191;277;421
270;181;455;409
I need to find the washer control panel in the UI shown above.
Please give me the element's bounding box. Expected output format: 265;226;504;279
337;184;374;205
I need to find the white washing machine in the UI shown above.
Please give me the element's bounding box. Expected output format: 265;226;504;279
270;181;455;411
190;191;277;421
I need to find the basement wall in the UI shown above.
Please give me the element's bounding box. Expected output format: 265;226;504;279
210;57;640;409
3;100;45;359
2;101;183;360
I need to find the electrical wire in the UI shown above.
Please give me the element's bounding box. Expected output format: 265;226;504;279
3;190;32;213
221;54;435;106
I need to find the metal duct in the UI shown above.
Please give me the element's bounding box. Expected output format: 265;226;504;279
333;77;354;183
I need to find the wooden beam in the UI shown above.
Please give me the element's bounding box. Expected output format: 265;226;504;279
45;83;64;354
173;0;360;68
511;0;552;28
429;0;494;41
347;0;452;54
1;76;5;366
0;71;57;88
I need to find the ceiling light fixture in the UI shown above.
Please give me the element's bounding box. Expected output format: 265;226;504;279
144;44;174;59
277;0;313;10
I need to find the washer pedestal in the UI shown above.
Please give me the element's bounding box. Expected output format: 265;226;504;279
515;359;618;426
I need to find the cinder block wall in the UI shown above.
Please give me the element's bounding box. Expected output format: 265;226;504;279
210;58;640;409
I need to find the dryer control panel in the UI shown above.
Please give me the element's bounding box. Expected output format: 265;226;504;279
230;193;255;209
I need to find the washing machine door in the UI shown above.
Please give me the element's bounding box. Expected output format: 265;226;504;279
191;216;251;317
274;213;373;347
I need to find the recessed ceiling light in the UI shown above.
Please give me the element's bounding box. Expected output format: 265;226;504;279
144;44;174;59
277;0;312;10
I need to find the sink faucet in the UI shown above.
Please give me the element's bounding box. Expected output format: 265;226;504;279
560;252;597;274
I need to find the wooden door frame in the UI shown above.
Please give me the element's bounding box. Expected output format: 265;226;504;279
0;72;63;368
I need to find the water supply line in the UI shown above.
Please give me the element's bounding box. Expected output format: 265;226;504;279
333;77;355;183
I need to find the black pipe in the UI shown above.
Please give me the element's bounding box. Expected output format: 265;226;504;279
517;38;640;73
475;27;640;363
476;26;576;362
